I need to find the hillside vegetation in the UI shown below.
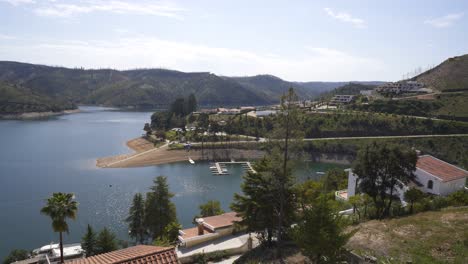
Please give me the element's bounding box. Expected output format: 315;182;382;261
347;207;468;263
319;82;377;99
414;54;468;92
0;82;76;115
0;61;352;109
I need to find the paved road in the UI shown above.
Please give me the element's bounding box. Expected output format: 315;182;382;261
191;134;468;145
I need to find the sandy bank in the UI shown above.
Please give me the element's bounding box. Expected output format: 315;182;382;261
96;137;264;168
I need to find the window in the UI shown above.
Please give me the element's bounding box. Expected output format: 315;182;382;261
427;180;433;190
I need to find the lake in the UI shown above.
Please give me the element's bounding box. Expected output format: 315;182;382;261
0;106;346;259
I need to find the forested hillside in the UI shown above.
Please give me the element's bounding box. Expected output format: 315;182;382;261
319;82;377;99
0;61;357;109
0;82;76;114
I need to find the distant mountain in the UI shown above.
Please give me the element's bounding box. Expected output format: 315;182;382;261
228;75;322;104
0;81;76;115
0;61;384;110
413;54;468;92
229;75;383;103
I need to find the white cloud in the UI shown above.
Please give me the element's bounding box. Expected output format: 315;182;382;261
0;33;16;40
424;13;464;28
33;0;185;19
0;0;35;5
324;7;366;28
0;37;384;81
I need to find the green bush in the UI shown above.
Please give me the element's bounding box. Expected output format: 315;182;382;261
446;190;468;206
192;250;230;263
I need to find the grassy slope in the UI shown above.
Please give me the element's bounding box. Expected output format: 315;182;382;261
414;54;468;92
347;207;468;263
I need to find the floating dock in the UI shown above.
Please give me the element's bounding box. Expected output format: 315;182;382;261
210;161;256;175
210;162;229;175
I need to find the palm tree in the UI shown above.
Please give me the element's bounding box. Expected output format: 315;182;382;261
41;193;78;263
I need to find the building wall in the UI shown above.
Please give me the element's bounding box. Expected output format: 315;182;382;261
182;226;235;248
184;233;220;248
347;170;358;197
415;169;442;195
439;178;466;196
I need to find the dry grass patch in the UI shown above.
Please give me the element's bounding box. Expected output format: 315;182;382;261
346;207;468;263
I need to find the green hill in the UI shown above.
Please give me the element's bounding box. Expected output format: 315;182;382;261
0;81;76;115
413;54;468;92
319;82;377;99
0;61;347;109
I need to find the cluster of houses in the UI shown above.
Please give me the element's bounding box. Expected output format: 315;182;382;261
15;212;248;264
195;106;256;115
375;80;432;94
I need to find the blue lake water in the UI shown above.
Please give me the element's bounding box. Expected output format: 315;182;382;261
0;106;345;259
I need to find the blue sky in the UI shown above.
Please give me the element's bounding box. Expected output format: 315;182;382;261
0;0;467;81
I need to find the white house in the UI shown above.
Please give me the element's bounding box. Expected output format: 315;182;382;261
344;155;468;202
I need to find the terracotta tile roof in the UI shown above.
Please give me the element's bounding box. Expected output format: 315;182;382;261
203;212;241;229
179;226;214;240
417;155;468;182
67;245;179;264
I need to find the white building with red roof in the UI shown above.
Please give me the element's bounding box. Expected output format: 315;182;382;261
178;212;242;248
345;155;468;201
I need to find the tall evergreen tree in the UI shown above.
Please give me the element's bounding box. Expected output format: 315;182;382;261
81;224;97;257
269;88;304;245
126;193;147;244
231;158;280;245
187;94;198;114
96;228;118;254
145;176;178;240
291;196;354;263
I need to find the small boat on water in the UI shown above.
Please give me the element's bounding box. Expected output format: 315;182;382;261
316;171;325;175
29;242;84;263
189;157;195;164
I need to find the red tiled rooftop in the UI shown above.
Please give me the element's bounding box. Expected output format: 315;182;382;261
417;155;468;182
202;212;241;229
179;226;214;240
67;245;179;264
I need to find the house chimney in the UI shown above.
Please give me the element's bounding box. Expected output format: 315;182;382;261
196;218;204;235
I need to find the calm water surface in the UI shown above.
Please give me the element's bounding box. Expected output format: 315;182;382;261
0;107;344;258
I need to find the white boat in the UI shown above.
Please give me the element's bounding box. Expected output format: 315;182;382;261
189;157;195;164
30;242;84;263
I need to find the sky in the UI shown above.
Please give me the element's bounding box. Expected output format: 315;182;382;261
0;0;467;82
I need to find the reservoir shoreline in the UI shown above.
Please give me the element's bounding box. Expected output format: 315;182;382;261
97;137;353;168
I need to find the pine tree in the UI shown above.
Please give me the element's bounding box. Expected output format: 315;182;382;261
126;193;147;244
291;196;354;263
96;228;118;254
269;88;304;245
81;224;97;257
231;158;280;245
145;176;178;240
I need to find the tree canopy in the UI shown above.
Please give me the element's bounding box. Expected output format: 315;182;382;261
353;143;418;219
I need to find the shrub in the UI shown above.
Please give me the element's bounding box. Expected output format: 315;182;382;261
446;190;468;206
